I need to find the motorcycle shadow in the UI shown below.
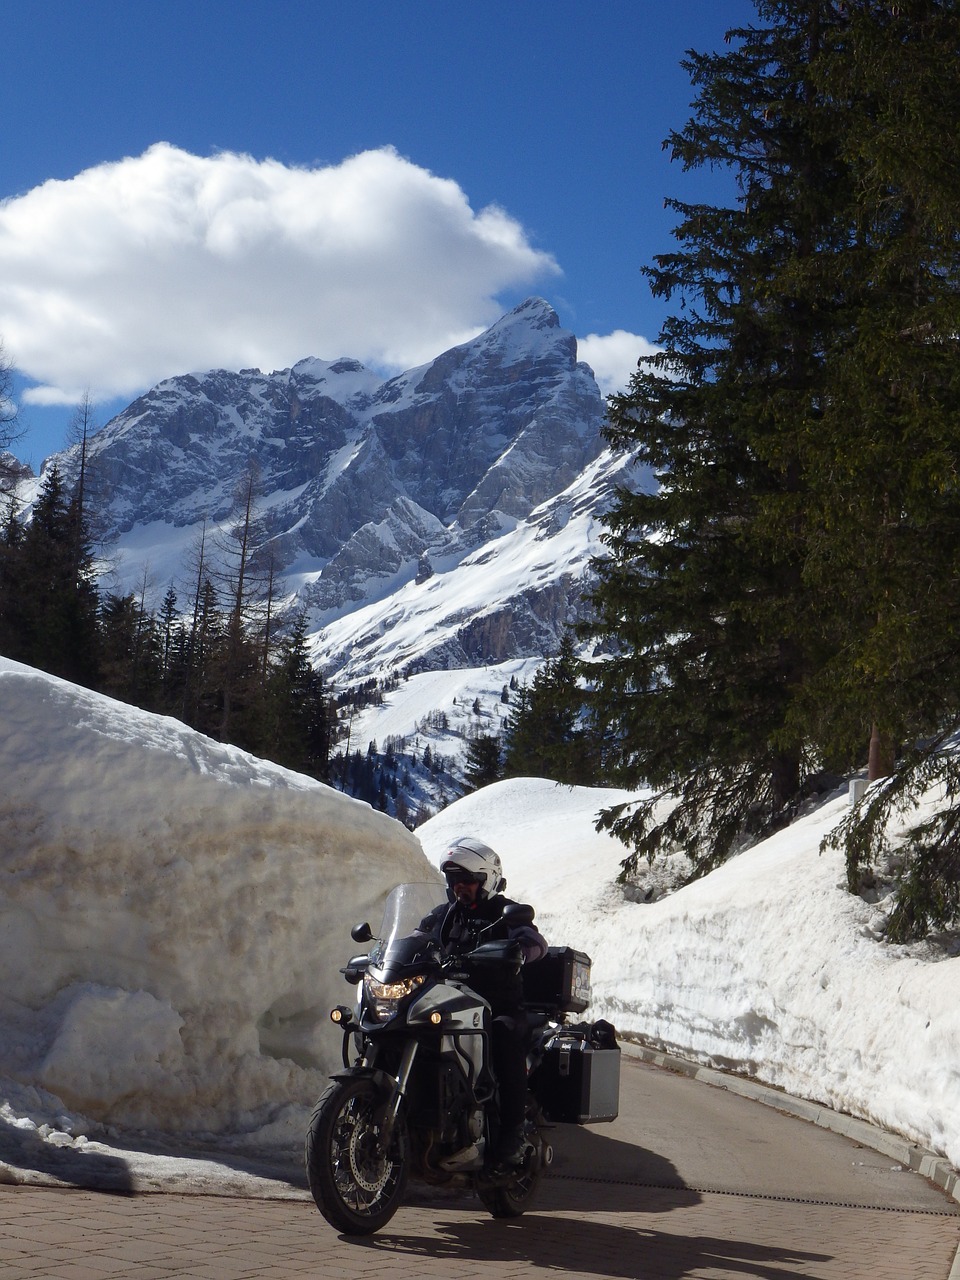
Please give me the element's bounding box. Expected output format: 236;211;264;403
343;1132;830;1278
401;1124;697;1216
539;1121;692;1202
349;1207;829;1280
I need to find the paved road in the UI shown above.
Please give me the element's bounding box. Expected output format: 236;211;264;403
2;1055;958;1280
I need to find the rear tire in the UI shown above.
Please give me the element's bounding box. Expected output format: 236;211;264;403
305;1076;409;1235
478;1096;545;1219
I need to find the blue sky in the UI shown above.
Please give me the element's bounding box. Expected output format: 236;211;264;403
1;0;757;468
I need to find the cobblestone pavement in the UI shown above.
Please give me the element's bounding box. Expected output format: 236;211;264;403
1;1174;958;1280
4;1055;959;1279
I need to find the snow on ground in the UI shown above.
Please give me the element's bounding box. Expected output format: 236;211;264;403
333;659;543;820
2;658;959;1196
346;660;541;770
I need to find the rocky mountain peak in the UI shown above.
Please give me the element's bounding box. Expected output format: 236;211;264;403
29;299;635;679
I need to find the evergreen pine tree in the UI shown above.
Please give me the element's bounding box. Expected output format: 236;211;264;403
0;497;26;658
589;0;960;926
587;1;856;876
502;635;595;784
10;466;99;685
183;578;223;735
96;592;164;708
157;586;186;710
810;0;960;937
791;0;960;767
464;732;502;791
267;613;332;780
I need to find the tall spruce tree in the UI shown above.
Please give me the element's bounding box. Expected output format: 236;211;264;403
502;635;597;784
5;466;100;685
463;732;502;791
589;1;852;876
0;496;25;657
266;612;333;780
811;1;960;938
777;1;960;778
590;0;960;928
97;591;164;709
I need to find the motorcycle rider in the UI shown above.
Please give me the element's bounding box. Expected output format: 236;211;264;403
417;836;548;1168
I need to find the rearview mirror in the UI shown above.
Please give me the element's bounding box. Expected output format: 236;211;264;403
351;922;373;943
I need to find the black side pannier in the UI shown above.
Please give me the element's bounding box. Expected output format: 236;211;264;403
521;945;592;1013
531;1020;620;1124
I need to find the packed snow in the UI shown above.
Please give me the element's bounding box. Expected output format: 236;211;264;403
1;656;959;1197
0;657;431;1183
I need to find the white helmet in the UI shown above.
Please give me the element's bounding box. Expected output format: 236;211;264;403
440;835;506;899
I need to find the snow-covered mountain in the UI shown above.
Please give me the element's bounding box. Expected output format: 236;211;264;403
33;298;644;686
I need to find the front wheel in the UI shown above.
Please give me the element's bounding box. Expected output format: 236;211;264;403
305;1075;409;1235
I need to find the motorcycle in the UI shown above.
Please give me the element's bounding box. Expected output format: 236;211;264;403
304;882;619;1235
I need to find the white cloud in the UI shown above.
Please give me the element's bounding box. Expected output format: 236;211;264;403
577;329;659;398
0;144;559;405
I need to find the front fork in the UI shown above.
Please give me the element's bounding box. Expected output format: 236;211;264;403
369;1038;418;1149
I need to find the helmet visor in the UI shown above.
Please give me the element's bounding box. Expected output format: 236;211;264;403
444;866;483;886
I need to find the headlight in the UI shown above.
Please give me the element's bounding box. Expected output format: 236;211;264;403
363;972;426;1021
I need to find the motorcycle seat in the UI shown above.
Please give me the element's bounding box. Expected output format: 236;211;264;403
525;1008;552;1031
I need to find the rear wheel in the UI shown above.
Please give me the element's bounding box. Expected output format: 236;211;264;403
478;1096;545;1219
305;1076;409;1235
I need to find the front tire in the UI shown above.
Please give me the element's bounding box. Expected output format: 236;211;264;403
305;1076;409;1235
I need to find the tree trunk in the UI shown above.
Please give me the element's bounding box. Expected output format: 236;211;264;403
867;722;893;782
771;748;801;813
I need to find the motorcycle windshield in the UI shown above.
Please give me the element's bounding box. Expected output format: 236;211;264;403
368;882;445;969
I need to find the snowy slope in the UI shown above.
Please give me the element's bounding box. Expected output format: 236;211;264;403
420;778;960;1170
310;448;635;683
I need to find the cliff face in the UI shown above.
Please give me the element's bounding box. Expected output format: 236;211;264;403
37;299;649;681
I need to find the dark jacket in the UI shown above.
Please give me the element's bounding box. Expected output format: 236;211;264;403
417;894;547;1013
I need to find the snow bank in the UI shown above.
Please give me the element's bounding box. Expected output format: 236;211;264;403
419;777;960;1170
0;658;432;1134
4;660;959;1179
